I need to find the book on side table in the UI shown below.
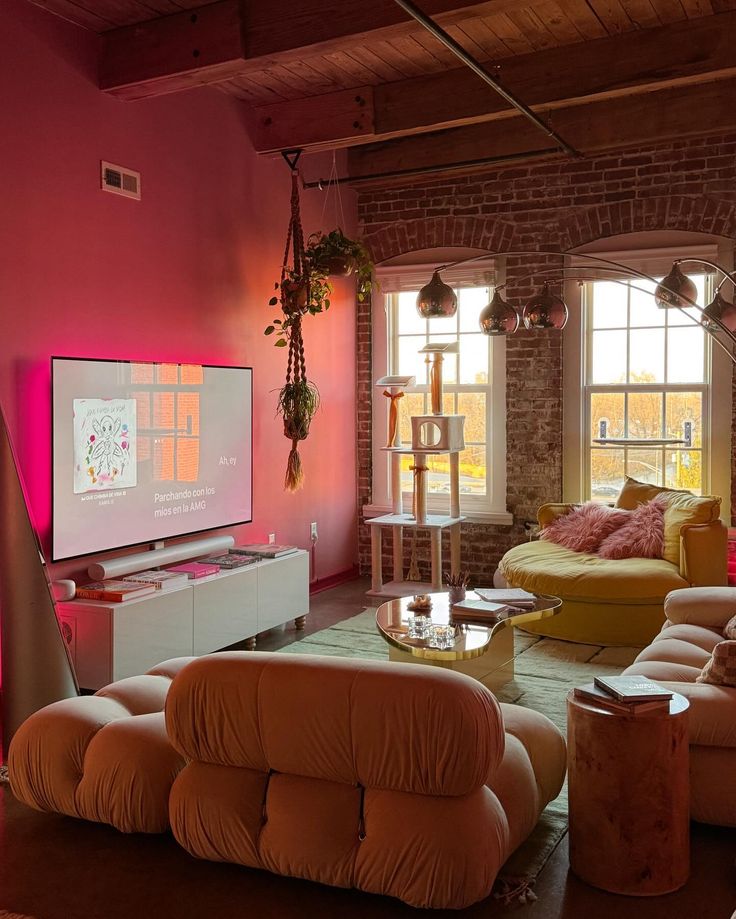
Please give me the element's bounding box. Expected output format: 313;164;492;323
574;682;671;715
593;675;673;703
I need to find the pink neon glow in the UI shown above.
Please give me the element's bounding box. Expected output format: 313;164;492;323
1;0;358;687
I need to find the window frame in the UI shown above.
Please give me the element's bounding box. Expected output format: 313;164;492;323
367;261;512;524
562;241;733;512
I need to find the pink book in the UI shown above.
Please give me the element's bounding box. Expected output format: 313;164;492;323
166;562;220;579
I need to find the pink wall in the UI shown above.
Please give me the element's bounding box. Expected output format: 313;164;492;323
0;0;358;586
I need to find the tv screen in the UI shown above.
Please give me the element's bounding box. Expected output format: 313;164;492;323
52;357;252;561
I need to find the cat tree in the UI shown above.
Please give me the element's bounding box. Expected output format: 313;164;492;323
368;345;465;598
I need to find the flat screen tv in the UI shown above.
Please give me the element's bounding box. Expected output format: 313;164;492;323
51;357;252;561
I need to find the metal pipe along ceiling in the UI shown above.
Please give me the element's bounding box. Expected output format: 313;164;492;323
390;0;582;159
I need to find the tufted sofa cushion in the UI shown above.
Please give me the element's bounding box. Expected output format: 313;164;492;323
9;651;566;908
8;657;193;833
166;652;566;910
165;652;505;796
623;587;736;825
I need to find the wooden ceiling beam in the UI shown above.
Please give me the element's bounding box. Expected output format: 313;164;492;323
345;78;736;183
251;11;736;151
101;0;529;99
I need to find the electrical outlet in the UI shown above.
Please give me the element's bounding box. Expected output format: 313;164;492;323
268;533;276;544
310;522;318;540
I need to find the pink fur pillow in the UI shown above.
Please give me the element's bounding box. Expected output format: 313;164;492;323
598;498;665;560
541;503;629;554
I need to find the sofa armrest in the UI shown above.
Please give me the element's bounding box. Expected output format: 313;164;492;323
664;587;736;629
645;681;736;749
537;503;579;528
679;520;727;586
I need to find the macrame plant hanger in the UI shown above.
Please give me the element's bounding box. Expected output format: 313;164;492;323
319;150;348;232
279;150;317;492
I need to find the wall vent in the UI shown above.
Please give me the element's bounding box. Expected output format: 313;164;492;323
101;161;141;200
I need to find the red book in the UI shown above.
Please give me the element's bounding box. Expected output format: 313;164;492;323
75;580;156;602
166;562;220;579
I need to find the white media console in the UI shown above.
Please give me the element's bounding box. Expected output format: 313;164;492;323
57;550;309;690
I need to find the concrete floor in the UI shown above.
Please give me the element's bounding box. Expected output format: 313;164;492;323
2;577;735;919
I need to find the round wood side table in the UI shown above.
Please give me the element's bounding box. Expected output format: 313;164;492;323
567;690;690;896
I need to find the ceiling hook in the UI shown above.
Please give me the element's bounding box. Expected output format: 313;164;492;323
281;148;303;172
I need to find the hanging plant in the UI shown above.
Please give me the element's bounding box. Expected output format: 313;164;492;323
305;229;375;302
263;170;330;492
264;268;333;348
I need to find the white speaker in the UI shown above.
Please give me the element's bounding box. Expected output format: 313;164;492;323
87;535;235;581
51;579;76;601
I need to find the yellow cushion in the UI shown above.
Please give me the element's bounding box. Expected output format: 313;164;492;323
615;477;722;566
615;476;682;510
660;491;721;566
500;539;688;603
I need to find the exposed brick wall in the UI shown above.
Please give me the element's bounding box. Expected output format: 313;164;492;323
356;133;736;581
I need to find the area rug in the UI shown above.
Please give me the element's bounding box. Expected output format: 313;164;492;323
276;609;641;897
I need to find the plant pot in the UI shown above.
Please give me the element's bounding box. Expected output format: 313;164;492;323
281;279;308;310
326;255;355;278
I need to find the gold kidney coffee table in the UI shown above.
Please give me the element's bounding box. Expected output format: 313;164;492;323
375;591;562;689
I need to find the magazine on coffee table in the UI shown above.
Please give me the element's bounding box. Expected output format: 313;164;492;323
474;587;536;608
449;598;510;623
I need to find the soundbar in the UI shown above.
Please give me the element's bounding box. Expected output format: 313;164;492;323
87;535;235;581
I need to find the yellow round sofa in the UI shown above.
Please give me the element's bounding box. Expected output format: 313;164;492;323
498;478;727;647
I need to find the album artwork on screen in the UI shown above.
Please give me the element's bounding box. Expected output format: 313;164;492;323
52;358;253;561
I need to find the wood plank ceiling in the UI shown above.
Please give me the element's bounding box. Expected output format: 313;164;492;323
32;0;736;103
27;0;736;180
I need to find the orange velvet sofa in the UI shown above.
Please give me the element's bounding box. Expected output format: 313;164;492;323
9;652;566;910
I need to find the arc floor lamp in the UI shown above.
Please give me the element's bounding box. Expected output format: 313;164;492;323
416;251;736;365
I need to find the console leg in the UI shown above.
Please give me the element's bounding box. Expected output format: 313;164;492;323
294;615;307;630
245;636;257;651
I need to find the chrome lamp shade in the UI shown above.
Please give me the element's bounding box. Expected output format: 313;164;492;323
416;270;458;318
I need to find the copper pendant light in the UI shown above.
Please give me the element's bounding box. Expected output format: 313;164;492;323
655;262;698;309
522;281;568;330
479;289;519;335
702;288;736;333
416;270;458;318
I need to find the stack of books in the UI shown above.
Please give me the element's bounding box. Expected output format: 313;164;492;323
449;597;511;624
165;561;220;579
197;553;258;570
122;570;189;591
231;544;298;559
574;675;672;715
75;580;157;602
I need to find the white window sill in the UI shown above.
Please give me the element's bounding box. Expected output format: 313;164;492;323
362;504;514;527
